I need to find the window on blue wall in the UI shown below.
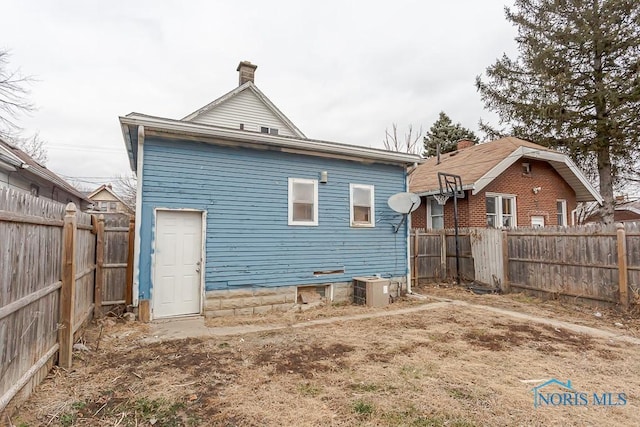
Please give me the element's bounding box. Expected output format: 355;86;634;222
288;178;318;226
350;184;375;227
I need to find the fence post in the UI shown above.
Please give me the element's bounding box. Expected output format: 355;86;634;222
58;202;77;369
440;230;447;281
94;214;105;318
501;230;510;293
125;217;135;306
412;231;419;288
617;223;628;310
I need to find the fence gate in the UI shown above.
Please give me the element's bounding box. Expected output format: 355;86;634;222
469;228;503;287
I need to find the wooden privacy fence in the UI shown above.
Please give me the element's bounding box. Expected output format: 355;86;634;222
0;188;134;415
95;213;134;314
411;223;640;308
411;229;475;283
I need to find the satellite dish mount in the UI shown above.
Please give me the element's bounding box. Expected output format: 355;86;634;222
387;192;421;233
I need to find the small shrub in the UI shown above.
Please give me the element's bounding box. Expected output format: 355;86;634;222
298;382;322;397
353;400;374;416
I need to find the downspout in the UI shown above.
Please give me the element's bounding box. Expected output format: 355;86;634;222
405;163;417;294
132;125;145;306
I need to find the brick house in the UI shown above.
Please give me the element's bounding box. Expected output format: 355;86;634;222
410;137;602;229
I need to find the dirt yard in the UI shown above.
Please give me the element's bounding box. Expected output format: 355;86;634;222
9;285;640;426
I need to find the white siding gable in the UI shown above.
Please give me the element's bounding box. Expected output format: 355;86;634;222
188;89;299;137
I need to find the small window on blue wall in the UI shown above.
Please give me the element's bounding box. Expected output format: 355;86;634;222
350;184;375;227
288;178;318;226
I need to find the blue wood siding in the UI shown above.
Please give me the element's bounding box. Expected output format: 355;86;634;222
138;137;408;299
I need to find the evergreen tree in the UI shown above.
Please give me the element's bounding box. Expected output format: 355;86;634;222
476;0;640;224
423;112;479;157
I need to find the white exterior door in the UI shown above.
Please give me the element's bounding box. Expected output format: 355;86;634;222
153;210;203;319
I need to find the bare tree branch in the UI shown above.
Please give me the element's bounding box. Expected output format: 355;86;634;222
0;50;33;138
383;123;423;155
13;132;48;165
113;173;137;211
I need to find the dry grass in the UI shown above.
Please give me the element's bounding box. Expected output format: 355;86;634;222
10;288;640;427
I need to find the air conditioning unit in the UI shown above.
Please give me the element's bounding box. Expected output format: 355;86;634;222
353;277;390;308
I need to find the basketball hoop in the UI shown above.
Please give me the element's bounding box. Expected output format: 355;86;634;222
433;193;449;205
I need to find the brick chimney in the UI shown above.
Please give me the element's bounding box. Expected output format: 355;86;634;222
237;61;257;86
456;139;475;151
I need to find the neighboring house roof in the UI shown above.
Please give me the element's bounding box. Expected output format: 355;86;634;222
120;113;422;171
410;136;602;203
616;199;640;214
614;199;640;222
182;81;306;139
87;184;133;212
0;138;90;202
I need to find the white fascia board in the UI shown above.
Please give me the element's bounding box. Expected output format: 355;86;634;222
121;123;136;171
248;85;306;138
416;184;475;197
561;156;603;205
471;146;603;204
182;82;306;138
182;82;251;121
472;147;527;195
119;114;422;166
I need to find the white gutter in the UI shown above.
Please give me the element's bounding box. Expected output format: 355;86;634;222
132;125;145;307
119;114;422;166
416;184;475;197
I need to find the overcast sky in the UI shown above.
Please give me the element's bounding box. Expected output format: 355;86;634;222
1;0;518;190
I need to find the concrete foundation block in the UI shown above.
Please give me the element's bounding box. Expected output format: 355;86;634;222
220;297;257;310
224;289;255;299
260;294;288;305
204;299;221;311
207;309;235;317
271;303;294;312
234;307;254;316
252;305;275;315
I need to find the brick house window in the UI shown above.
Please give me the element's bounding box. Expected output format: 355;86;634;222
486;193;516;228
557;200;567;226
349;184;375;227
288;178;318;226
427;197;444;229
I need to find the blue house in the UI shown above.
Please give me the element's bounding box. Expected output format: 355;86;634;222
120;61;421;320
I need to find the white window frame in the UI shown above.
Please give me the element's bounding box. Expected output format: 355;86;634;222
486;193;517;228
557;199;567;226
288;178;318;226
427;197;444;230
349;184;375;227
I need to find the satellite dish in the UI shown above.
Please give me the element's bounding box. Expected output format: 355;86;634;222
388;192;421;214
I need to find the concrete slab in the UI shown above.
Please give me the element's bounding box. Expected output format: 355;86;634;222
139;297;640;346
